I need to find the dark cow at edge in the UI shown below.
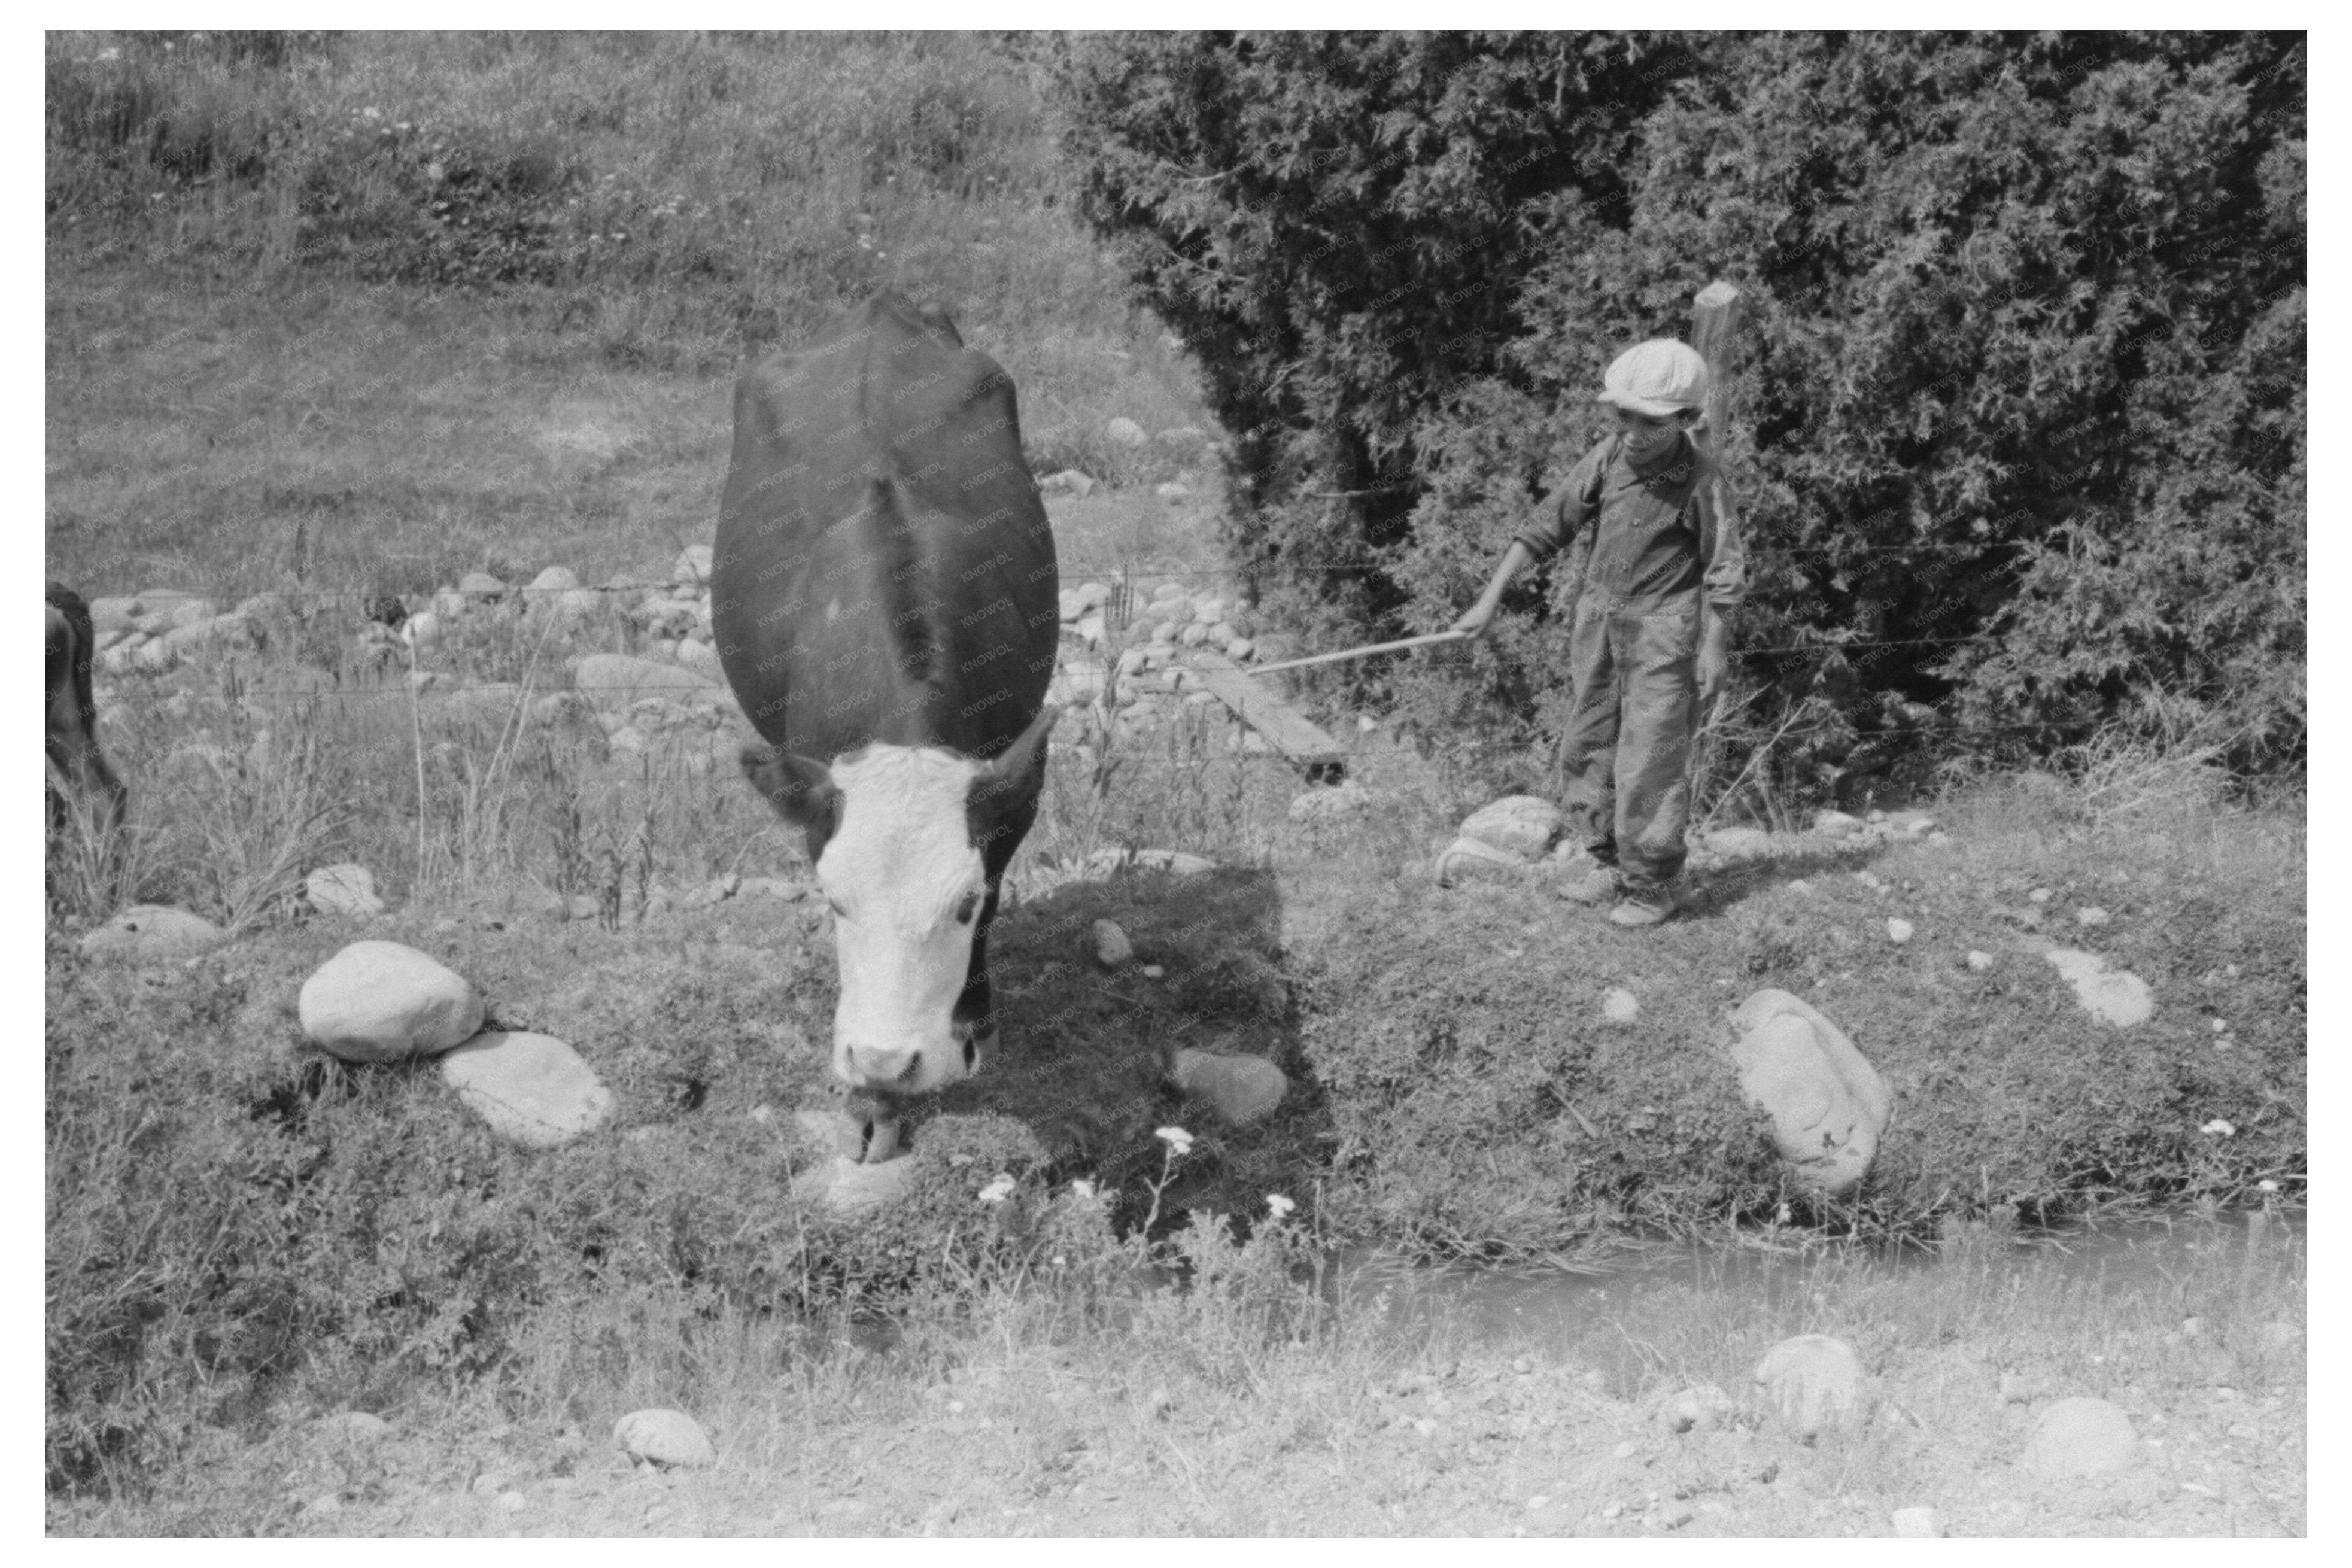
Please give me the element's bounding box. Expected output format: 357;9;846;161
45;582;128;844
712;293;1058;1156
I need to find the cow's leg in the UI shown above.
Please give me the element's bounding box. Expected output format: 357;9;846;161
955;785;1038;1074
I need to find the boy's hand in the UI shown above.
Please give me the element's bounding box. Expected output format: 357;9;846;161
1697;616;1731;710
1450;600;1497;639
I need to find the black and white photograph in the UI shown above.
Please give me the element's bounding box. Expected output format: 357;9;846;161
41;23;2311;1539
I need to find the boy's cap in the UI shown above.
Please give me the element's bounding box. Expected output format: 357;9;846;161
1596;339;1709;417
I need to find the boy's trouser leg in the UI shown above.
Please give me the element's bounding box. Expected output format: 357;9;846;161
1557;594;1622;865
1613;594;1703;891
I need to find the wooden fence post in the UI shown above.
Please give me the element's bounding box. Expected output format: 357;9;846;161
1689;279;1742;460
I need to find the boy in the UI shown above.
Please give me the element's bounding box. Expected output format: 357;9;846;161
1451;338;1746;927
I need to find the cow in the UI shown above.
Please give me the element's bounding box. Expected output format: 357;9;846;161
712;293;1059;1160
45;582;128;851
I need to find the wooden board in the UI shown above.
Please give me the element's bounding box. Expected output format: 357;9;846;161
1184;649;1348;780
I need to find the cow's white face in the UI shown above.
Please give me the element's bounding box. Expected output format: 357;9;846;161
740;704;1056;1105
815;746;990;1096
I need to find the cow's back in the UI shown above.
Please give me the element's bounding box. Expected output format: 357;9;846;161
712;295;1056;765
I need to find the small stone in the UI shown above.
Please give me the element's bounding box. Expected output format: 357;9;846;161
1656;1384;1731;1435
1601;989;1640;1024
1812;810;1864;840
527;565;581;598
1075;615;1107;646
302;1493;344;1519
1967;950;1994;971
1999;1372;2040;1405
497;1491;527;1513
306;864;387;919
1891;1506;1944;1537
458;570;508;603
1460;795;1564;859
1171;1049;1287;1127
2044;949;2155;1027
2076;906;2110;926
403;609;443;653
1611;1441;1638;1461
1754;1334;1867;1438
1178;622;1209;647
803;1153;918;1217
1290;780;1381;825
1154;481;1192;501
613;1408;715;1469
1141;965;1165;979
2023;1396;2140;1479
1092;919;1134;968
442;1031;616;1149
317;1411;393;1443
1104;416;1147;448
1039;469;1097;498
1193;597;1227;625
78;905;226;964
2028;887;2053;904
1786;879;1812;895
1886;917;1913;944
672;545;714;587
1226;637;1254;661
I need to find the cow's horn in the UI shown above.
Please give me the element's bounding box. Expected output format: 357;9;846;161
973;703;1060;792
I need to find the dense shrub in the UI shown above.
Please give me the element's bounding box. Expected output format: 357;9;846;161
1062;32;2305;787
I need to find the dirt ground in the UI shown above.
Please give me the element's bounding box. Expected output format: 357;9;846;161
55;1285;2305;1540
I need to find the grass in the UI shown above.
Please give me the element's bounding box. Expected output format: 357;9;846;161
44;29;2305;1526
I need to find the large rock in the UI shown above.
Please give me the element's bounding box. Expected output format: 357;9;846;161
1754;1334;1867;1438
1460;795;1563;859
2043;949;2155;1027
1726;989;1894;1197
612;1409;715;1469
442;1031;615;1149
570;652;720;710
305;864;387;918
300;941;485;1062
78;905;226;964
1171;1049;1288;1128
1703;825;1776;858
2023;1397;2140;1479
1435;835;1527;886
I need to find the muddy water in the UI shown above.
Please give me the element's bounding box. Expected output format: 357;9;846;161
1341;1211;2305;1345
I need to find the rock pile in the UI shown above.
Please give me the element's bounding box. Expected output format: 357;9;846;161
292;938;613;1150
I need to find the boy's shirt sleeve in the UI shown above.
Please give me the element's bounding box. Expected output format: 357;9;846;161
1511;441;1609;563
1694;452;1748;610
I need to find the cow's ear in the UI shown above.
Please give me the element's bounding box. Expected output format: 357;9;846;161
742;743;840;837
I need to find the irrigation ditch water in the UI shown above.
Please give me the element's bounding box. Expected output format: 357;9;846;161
1336;1210;2307;1350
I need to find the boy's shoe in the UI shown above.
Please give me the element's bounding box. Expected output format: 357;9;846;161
1609;884;1678;927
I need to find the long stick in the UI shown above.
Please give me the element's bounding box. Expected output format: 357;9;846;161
1245;628;1470;675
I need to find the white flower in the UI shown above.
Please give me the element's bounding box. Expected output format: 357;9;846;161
1069;1179;1098;1201
977;1174;1016;1204
1265;1193;1296;1220
2200;1119;2235;1137
1156;1125;1195;1157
